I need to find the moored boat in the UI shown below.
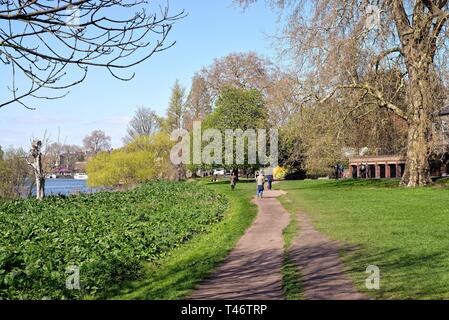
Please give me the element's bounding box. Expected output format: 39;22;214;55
73;173;88;180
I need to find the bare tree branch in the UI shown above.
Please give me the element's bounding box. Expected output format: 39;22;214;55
0;0;186;109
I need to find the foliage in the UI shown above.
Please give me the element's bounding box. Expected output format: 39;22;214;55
202;86;268;171
273;166;287;180
86;133;173;187
164;80;186;132
0;147;33;199
0;182;228;299
111;179;257;299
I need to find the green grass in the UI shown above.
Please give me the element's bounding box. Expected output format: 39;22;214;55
109;179;257;300
278;190;303;300
277;178;449;299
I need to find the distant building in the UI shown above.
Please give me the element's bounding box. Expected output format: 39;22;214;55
347;106;449;179
348;155;406;179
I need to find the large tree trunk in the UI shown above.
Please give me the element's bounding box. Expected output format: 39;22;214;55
401;58;433;187
401;110;431;186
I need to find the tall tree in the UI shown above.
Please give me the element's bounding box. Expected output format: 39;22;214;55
124;107;162;143
0;1;184;109
238;0;449;186
200;52;300;127
200;52;273;101
203;86;268;175
83;130;111;155
184;74;212;131
165;80;186;131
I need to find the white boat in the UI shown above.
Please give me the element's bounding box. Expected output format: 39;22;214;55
74;173;88;180
46;174;57;179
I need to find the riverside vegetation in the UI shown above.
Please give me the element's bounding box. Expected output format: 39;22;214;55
0;182;228;299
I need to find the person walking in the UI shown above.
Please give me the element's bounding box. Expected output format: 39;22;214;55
266;168;274;190
230;172;238;190
256;172;265;198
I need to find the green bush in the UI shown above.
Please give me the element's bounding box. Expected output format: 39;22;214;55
0;182;228;299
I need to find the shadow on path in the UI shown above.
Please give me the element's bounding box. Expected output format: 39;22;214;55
189;190;290;300
290;212;367;300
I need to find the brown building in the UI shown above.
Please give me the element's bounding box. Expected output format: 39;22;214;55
347;106;449;180
349;155;406;179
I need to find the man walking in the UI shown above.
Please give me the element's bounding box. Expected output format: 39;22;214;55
230;172;238;190
256;172;265;198
266;168;274;190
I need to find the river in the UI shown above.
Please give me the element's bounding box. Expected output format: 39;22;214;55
41;179;100;196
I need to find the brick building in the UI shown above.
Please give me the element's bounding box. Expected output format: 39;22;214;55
348;106;449;180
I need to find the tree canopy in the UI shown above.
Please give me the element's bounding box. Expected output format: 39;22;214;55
202;86;268;171
86;133;173;187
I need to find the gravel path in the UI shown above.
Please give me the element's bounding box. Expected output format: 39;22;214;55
189;188;366;300
190;190;290;300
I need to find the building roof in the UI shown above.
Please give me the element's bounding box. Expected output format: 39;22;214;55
349;155;406;164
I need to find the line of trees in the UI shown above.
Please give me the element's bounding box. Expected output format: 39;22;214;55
4;1;449;191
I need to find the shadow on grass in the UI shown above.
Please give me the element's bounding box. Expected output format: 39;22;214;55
278;179;401;191
339;243;449;299
202;179;256;186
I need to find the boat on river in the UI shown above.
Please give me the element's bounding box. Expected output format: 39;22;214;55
73;173;88;180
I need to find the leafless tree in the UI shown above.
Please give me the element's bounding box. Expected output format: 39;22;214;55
0;0;185;109
199;51;301;127
200;51;273;101
83;129;111;154
238;0;449;186
124;106;161;143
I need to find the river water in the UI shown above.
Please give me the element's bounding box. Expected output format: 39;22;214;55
41;179;100;196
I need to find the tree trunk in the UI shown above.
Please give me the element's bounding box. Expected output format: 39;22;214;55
401;59;433;187
36;176;45;200
29;140;46;200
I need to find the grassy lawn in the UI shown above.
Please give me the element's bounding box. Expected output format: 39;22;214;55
280;202;303;300
110;179;257;300
276;179;449;299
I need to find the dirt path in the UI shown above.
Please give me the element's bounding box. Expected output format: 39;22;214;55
289;211;367;300
190;190;290;300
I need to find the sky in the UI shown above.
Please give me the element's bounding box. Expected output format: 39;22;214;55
0;0;279;149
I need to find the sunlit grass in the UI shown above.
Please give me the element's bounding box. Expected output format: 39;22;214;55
278;179;449;299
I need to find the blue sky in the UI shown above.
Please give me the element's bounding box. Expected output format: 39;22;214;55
0;0;279;149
